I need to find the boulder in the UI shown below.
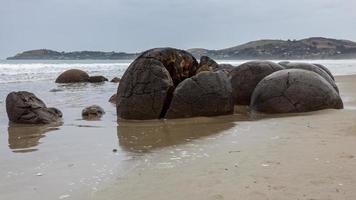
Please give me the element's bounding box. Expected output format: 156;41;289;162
82;105;105;119
230;61;284;105
284;62;338;92
110;77;121;83
55;69;89;83
109;93;117;104
6;91;62;124
196;56;220;73
313;63;335;80
250;69;343;113
88;75;108;83
165;72;234;119
216;64;235;75
117;48;198;120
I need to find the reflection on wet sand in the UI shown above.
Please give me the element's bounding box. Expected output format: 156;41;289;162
117;115;251;153
8;123;62;153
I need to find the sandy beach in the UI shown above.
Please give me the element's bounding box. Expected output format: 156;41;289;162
1;74;356;200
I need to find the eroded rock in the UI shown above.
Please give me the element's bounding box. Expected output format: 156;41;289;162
55;69;89;83
6;91;62;124
250;69;343;113
196;56;220;73
82;105;105;119
230;61;284;105
165;72;234;119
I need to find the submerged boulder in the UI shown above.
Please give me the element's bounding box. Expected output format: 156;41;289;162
6;91;62;124
82;105;105;119
284;62;338;92
230;61;284;105
88;75;108;83
250;69;343;113
117;48;198;120
165;72;234;119
110;77;121;83
55;69;89;83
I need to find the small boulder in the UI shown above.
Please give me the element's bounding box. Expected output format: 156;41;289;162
88;75;108;83
196;56;220;73
250;69;343;113
284;62;338;92
6;91;62;124
230;61;284;105
109;93;117;104
82;105;105;119
55;69;89;83
165;72;234;119
110;77;121;83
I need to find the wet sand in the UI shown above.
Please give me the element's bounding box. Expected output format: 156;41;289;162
1;75;356;200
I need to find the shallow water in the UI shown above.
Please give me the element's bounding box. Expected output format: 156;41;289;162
0;59;356;199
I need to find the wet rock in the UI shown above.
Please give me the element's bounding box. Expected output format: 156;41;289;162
250;69;343;113
165;72;234;119
196;56;220;73
6;91;62;124
88;75;108;83
313;63;335;80
55;69;89;83
110;77;121;83
284;62;338;92
117;48;198;120
230;61;284;105
109;93;117;104
82;105;105;119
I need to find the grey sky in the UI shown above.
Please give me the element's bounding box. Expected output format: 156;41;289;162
0;0;356;58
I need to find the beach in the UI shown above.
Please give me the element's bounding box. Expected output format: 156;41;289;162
0;61;356;199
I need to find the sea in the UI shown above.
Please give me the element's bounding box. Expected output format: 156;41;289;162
0;59;356;199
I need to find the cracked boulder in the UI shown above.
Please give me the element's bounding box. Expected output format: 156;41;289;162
250;69;343;113
6;91;63;124
230;61;284;105
55;69;89;83
117;48;198;120
284;62;338;92
165;72;234;119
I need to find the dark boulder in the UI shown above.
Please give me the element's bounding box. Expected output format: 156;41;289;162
196;56;220;73
82;105;105;119
55;69;89;83
284;62;338;92
250;69;343;113
88;75;108;83
165;72;234;119
6;91;62;124
117;48;198;120
110;77;121;83
109;93;117;104
230;61;284;105
313;63;335;80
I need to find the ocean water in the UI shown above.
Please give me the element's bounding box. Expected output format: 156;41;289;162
0;59;356;199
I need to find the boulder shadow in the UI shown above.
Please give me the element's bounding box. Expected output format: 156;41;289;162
7;123;62;153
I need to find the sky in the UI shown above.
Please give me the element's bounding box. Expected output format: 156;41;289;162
0;0;356;58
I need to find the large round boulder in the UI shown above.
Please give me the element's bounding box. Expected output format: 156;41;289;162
117;48;198;120
250;69;343;113
165;72;234;119
6;91;63;124
230;61;284;105
284;62;338;92
55;69;89;83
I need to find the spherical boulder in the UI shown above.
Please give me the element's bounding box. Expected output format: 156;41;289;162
313;63;335;80
250;69;343;113
165;72;234;119
82;105;105;119
284;62;338;92
230;61;284;105
6;91;63;124
88;75;108;83
55;69;89;83
196;56;220;73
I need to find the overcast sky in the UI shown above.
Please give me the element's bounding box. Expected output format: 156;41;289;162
0;0;355;58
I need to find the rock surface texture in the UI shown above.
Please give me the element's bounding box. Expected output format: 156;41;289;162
55;69;89;83
230;61;284;105
165;72;234;119
250;69;343;113
82;105;105;119
313;63;335;80
196;56;220;73
6;91;62;124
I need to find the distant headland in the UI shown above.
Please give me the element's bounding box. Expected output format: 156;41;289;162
7;37;356;60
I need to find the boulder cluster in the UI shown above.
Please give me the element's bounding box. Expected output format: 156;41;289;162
5;47;344;124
